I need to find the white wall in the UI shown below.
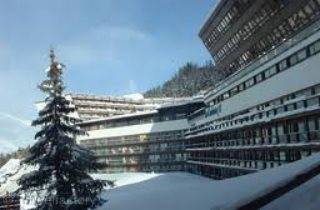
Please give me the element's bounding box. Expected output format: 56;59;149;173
197;52;320;125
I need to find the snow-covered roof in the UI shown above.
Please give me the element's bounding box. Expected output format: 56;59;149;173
68;93;187;104
78;119;189;140
77;110;159;125
158;95;204;109
66;93;192;121
122;93;144;100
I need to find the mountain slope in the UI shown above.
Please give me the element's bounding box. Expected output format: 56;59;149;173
144;62;222;98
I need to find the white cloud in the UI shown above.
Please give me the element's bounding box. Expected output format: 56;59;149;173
102;26;151;41
57;25;153;67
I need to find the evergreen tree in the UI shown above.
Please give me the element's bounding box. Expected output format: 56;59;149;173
19;49;106;210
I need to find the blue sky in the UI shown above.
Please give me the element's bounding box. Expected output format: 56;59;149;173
0;0;216;153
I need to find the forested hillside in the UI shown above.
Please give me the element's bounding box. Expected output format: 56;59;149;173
0;147;30;167
144;62;222;98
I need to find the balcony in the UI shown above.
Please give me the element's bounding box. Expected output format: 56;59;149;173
186;131;320;151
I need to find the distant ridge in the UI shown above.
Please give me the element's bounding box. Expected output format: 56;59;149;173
144;62;222;98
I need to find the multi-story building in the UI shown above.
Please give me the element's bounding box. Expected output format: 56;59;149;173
186;0;320;179
68;93;183;121
200;0;320;77
77;96;204;173
73;0;320;179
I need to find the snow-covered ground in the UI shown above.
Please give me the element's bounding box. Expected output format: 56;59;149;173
0;159;21;179
1;154;320;210
0;159;37;196
91;172;160;188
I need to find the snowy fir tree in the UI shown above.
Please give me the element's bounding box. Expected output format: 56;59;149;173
18;49;106;210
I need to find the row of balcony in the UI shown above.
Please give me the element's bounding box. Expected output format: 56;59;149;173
187;93;320;138
95;146;185;157
187;131;320;150
188;158;283;171
82;136;183;148
102;158;186;167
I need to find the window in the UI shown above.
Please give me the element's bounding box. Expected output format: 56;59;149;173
255;73;263;83
278;59;288;71
277;107;285;114
297;49;307;61
315;85;320;94
245;78;255;88
223;92;230;100
289;93;296;100
308;118;317;131
230;86;238;96
239;83;245;91
310;40;320;55
287;104;295;111
289;54;298;65
280;151;286;161
265;66;277;78
306;98;319;107
305;88;314;96
273;99;282;106
297;101;305;109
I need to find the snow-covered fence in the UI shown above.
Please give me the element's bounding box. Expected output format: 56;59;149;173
0;195;20;210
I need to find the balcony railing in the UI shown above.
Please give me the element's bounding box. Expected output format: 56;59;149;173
104;158;186;167
187;131;320;150
94;146;186;157
82;136;184;148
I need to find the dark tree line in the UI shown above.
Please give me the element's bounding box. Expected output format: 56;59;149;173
144;61;223;98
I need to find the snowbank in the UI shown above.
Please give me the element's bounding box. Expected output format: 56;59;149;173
0;160;160;196
0;159;21;179
0;159;37;196
91;172;161;188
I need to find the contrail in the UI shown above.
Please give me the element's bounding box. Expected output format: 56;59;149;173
0;112;31;127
